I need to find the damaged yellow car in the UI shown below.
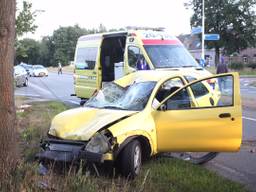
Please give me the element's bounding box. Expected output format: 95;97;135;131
37;71;242;177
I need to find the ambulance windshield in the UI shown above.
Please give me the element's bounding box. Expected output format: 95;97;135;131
144;45;199;68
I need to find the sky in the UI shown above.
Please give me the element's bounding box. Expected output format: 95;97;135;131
18;0;193;40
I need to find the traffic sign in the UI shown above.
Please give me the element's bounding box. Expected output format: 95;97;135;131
191;27;202;34
204;34;220;41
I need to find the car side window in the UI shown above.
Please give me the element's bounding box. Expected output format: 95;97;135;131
161;75;234;110
153;78;186;109
191;76;233;107
128;46;140;68
75;47;98;70
190;82;209;98
128;46;149;70
165;87;192;110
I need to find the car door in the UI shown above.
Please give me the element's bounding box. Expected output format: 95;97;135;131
14;66;22;86
20;67;26;84
74;46;99;99
152;73;242;152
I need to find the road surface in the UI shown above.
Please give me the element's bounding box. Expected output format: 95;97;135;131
15;72;256;191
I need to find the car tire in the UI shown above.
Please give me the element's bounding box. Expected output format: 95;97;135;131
120;140;142;178
23;78;28;87
15;80;19;87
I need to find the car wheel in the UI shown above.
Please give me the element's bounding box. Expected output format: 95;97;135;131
120;140;142;178
23;78;28;87
15;80;19;87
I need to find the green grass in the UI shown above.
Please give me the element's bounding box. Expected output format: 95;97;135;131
2;100;247;192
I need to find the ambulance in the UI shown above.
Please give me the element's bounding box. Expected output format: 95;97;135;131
73;28;211;104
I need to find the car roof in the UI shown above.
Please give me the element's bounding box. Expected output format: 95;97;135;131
78;29;180;42
115;69;212;87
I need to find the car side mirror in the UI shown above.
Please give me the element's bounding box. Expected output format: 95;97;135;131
159;104;167;111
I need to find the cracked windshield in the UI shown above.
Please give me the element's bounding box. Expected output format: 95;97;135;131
85;81;156;110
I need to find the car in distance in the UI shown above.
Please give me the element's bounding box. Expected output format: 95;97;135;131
14;65;28;87
32;65;48;77
19;63;34;76
37;70;242;178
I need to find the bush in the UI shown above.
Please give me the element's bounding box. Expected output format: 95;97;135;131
247;62;256;69
229;62;244;70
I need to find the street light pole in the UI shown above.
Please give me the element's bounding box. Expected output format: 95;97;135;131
201;0;205;64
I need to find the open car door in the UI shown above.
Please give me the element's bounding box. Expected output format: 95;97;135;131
153;73;242;152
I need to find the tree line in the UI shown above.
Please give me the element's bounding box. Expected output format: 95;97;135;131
16;25;110;67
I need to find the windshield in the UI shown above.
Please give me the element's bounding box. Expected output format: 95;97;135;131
144;45;199;68
34;66;44;69
85;81;156;111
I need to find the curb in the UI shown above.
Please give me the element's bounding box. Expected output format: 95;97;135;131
240;75;256;78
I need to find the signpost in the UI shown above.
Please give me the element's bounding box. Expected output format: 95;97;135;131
191;27;202;35
204;34;220;41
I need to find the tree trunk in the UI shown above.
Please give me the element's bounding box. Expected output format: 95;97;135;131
215;46;220;67
0;0;17;183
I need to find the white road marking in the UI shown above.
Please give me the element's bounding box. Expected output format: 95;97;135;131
67;100;80;105
243;116;256;122
29;81;52;95
15;93;40;97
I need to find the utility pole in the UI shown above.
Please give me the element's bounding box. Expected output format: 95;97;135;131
201;0;205;65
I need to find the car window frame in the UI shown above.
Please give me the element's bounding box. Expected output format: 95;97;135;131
155;73;235;111
151;76;189;109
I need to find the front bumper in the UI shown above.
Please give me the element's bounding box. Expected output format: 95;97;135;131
36;139;106;163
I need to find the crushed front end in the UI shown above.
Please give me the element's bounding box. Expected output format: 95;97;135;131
36;130;115;164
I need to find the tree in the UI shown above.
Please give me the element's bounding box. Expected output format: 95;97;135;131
16;1;37;37
0;0;17;183
16;38;40;64
187;0;256;65
50;25;89;66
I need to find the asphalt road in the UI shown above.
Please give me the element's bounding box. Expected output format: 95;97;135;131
15;72;256;191
15;72;80;105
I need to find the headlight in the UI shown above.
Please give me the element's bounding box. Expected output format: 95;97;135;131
86;132;110;153
48;127;56;136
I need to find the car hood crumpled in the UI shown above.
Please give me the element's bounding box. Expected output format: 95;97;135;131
49;107;137;141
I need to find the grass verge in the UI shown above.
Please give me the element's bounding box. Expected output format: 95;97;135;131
2;100;247;192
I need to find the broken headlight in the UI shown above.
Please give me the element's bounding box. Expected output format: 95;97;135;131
85;132;111;154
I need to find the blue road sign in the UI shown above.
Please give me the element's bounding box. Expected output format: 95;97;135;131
191;27;202;34
204;34;220;41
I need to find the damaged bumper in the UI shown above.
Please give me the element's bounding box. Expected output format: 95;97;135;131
36;139;108;163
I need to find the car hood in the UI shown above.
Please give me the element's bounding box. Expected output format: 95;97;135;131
49;107;137;141
34;69;47;72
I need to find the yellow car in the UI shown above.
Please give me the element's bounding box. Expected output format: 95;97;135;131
38;71;242;178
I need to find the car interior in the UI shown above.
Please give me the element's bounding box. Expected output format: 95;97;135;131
155;86;191;110
100;34;127;82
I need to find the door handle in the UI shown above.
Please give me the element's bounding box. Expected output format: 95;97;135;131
219;113;231;118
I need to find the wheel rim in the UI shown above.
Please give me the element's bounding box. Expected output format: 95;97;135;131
134;145;141;174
